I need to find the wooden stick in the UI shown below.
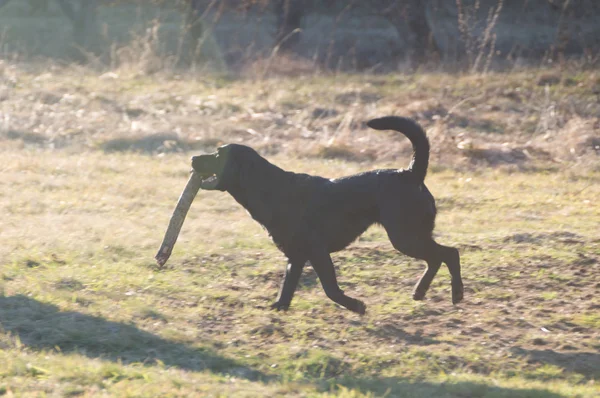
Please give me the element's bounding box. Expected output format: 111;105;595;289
155;171;202;267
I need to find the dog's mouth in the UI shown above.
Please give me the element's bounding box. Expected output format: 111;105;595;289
195;171;220;190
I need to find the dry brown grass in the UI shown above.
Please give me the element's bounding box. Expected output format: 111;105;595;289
2;61;598;172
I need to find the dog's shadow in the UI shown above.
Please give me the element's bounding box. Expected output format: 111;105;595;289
0;295;265;381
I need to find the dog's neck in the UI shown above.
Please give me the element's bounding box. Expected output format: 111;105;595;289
227;159;289;227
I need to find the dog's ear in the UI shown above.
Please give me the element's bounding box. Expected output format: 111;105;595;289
209;149;236;191
237;159;251;184
235;149;257;186
235;152;274;226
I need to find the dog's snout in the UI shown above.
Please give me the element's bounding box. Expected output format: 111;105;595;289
191;154;215;174
191;156;202;171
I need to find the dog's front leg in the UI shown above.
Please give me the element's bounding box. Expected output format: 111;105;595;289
310;249;366;315
271;260;305;311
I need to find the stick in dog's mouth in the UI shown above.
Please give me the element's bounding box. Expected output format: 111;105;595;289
155;171;203;267
199;174;219;190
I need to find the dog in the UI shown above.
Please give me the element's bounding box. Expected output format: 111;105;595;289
191;116;464;314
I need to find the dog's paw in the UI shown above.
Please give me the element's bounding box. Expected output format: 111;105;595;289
452;286;464;305
412;289;427;301
270;301;290;311
351;300;367;315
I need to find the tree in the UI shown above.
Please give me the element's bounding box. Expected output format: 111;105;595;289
270;0;440;64
186;0;205;55
374;0;439;66
55;0;100;59
274;0;306;52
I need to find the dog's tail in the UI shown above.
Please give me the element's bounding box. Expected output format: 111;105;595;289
367;116;430;182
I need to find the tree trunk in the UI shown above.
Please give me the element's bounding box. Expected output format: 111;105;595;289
274;0;305;52
186;0;204;56
380;0;440;66
73;2;99;51
406;0;439;64
176;0;206;66
55;0;100;60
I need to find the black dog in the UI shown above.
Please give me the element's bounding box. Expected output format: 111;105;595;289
192;116;463;314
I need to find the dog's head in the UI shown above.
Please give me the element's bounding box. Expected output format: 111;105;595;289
191;144;256;191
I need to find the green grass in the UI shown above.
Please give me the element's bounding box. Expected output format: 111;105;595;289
1;63;599;396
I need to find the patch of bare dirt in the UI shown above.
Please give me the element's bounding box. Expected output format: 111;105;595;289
503;231;585;245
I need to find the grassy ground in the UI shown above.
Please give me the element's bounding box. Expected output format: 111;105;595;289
1;63;599;397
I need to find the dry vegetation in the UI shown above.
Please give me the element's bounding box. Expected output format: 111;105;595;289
1;58;599;165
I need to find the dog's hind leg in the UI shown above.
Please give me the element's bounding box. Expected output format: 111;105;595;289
382;220;464;304
437;243;463;304
411;243;463;304
309;249;366;314
272;259;306;311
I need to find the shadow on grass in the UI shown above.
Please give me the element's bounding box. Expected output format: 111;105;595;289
99;134;222;154
0;295;266;381
1;129;54;148
1;129;46;144
331;376;566;398
0;295;582;396
511;346;600;381
366;323;444;346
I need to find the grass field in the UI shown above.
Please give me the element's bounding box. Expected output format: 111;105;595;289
1;62;599;397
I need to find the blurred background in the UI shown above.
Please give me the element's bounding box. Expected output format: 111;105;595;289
1;0;599;74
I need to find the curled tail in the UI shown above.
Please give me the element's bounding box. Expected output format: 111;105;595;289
367;116;430;182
